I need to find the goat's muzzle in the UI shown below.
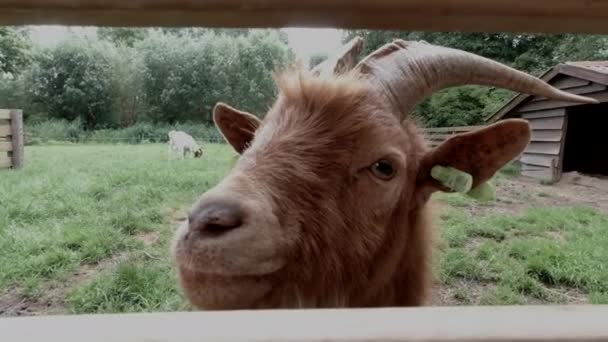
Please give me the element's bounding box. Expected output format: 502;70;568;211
171;180;290;309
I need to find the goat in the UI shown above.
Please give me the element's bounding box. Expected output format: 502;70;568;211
167;130;203;160
171;37;598;310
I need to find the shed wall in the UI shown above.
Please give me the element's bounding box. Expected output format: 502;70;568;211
506;75;608;182
519;108;566;181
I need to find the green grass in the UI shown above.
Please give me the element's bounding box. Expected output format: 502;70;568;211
1;143;607;313
0;143;236;312
435;206;608;304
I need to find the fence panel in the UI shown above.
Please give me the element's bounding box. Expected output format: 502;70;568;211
0;109;24;169
423;125;482;147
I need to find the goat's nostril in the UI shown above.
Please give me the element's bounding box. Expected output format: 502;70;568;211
189;201;244;236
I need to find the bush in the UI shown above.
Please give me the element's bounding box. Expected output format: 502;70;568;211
25;118;85;144
415;86;513;127
25;120;223;145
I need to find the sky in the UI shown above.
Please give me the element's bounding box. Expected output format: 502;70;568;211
28;26;344;63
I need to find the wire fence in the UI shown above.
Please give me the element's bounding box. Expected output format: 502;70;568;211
24;133;228;146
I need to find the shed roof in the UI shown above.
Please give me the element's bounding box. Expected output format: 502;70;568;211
485;61;608;123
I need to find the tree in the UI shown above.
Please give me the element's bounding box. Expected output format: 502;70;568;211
553;35;608;62
30;37;118;129
138;29;295;124
97;27;149;47
0;26;32;74
309;53;328;69
159;27;250;38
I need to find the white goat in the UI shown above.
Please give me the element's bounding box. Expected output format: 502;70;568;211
167;130;203;160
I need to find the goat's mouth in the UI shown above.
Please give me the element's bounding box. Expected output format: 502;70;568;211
171;220;287;277
171;220;288;310
173;244;286;277
177;266;277;310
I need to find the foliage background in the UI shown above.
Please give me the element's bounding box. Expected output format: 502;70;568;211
2;27;608;141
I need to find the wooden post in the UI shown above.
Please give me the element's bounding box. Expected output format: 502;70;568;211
10;109;24;169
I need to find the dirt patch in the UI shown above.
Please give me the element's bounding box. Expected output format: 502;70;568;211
0;285;66;317
430;280;496;306
135;231;160;247
436;174;608;218
430;281;589;306
0;252;131;317
545;231;566;242
542;286;589;305
551;172;608;213
464;237;487;251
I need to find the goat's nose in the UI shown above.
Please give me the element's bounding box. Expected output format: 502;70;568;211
189;201;244;235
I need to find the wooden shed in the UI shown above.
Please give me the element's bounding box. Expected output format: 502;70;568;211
486;61;608;182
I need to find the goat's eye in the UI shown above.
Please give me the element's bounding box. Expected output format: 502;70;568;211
371;159;396;180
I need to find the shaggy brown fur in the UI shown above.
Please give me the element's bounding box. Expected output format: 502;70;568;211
171;69;530;310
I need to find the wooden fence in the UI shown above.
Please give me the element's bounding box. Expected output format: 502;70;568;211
0;109;24;170
1;1;608;341
423;125;482;148
1;305;608;342
2;0;608;34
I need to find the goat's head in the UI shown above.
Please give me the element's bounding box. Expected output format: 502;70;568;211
194;148;203;158
172;38;597;310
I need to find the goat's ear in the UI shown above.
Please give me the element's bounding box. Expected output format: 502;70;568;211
213;102;261;154
414;119;530;203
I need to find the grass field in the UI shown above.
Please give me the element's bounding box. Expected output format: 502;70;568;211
1;144;607;315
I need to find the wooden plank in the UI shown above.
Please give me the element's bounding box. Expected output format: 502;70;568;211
426;133;456;141
530;130;563;142
530;83;607;102
559;64;608;86
519;91;608;112
521;153;559;167
0;125;10;137
0;141;12;152
423;126;481;133
528;116;565;130
0;155;11;169
556;110;569;180
525;141;561;155
10;110;24;169
521;163;550;172
6;1;608;34
551;76;590;89
522;108;566;120
522;168;554;180
0;109;10;120
2;305;608;341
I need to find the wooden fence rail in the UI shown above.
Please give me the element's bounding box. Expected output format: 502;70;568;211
1;305;607;342
0;109;24;169
2;0;608;34
423;125;482;148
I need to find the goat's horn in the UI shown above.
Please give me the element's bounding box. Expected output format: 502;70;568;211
354;40;599;119
311;36;364;78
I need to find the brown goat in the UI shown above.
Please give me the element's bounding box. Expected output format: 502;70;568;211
171;38;597;310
